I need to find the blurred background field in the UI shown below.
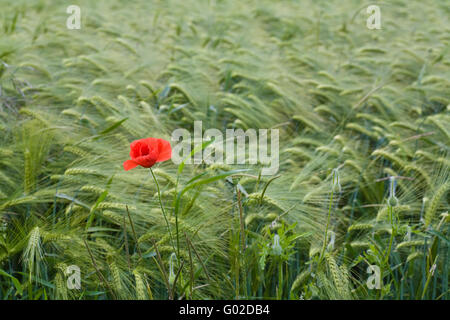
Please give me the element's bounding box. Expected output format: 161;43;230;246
0;0;448;299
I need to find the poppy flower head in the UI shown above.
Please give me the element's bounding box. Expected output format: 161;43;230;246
123;138;172;171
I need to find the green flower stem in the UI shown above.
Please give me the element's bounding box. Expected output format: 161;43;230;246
150;168;176;252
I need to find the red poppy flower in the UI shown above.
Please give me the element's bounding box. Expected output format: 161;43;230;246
123;138;172;171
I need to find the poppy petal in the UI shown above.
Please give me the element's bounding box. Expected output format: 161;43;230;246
134;154;157;168
156;139;172;162
130;140;143;158
144;137;160;149
123;160;139;171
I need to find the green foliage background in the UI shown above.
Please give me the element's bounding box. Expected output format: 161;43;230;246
0;0;448;299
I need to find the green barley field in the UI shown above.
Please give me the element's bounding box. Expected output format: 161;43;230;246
0;0;449;300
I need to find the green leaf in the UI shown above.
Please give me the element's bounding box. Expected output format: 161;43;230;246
175;169;248;216
85;175;114;230
99;118;128;135
0;269;23;296
55;193;90;209
85;190;108;230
